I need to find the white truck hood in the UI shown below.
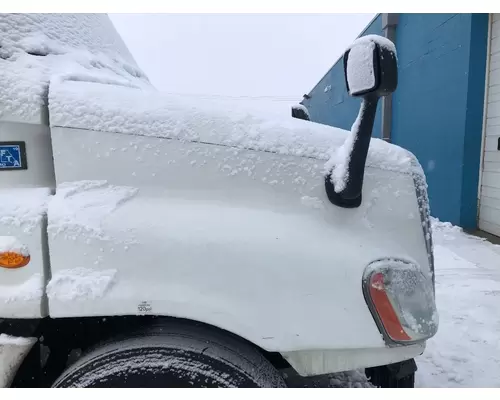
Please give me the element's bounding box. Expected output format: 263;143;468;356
48;79;421;181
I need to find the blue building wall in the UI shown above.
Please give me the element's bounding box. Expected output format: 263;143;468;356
391;13;488;228
302;13;489;229
302;14;384;138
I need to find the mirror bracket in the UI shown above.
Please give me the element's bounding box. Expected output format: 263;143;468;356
325;35;397;209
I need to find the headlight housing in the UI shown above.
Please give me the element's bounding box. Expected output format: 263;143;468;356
362;259;438;345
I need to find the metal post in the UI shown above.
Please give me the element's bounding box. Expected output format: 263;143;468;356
381;14;399;142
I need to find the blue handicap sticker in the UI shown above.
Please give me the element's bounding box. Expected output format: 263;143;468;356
0;142;26;170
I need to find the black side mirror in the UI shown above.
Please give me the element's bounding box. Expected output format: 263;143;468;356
343;37;397;97
291;104;310;121
325;35;397;208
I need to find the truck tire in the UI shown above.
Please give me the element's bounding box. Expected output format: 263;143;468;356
365;360;416;388
52;320;286;388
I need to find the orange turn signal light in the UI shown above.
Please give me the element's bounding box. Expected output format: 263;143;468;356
0;252;31;269
369;272;411;342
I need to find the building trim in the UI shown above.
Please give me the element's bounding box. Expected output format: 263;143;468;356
477;13;493;223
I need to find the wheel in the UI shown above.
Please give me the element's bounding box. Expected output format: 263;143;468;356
52;320;286;388
365;359;416;388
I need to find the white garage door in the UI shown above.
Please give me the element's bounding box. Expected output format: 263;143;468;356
479;14;500;236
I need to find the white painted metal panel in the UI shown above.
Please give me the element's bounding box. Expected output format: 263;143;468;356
484;151;500;163
481;171;500;189
485;124;500;136
484;136;500;151
480;195;500;210
480;15;500;235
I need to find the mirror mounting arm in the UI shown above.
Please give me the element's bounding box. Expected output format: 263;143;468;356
325;35;397;209
325;94;379;208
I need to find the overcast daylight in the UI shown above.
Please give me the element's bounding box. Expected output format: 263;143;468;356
109;13;375;98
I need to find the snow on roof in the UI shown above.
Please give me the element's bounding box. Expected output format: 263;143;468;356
49;79;421;178
0;14;152;123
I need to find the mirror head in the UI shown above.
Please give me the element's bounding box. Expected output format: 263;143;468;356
343;36;397;98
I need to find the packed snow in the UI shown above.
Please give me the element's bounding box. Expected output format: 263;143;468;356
47;180;138;241
0;14;151;121
46;267;116;301
0;188;51;233
0;273;44;304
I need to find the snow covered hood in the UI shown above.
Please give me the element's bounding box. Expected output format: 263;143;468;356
49;79;421;177
0;13;152;123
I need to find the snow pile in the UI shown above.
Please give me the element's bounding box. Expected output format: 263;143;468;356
47;267;116;301
0;273;44;304
47;180;138;241
0;13;151;121
0;188;51;233
0;334;37;347
0;236;29;256
431;217;464;237
49;80;420;180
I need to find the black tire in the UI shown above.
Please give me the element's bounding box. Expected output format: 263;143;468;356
52;320;286;388
365;363;415;388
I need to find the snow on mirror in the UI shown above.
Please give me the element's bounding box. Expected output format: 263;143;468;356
346;41;376;96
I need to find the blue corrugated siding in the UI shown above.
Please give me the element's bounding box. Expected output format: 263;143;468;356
302;15;384;138
462;14;489;228
302;13;489;229
391;13;488;228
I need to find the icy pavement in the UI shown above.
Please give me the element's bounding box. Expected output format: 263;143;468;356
415;219;500;388
294;218;500;388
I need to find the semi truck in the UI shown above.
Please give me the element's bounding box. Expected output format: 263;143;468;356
0;14;437;388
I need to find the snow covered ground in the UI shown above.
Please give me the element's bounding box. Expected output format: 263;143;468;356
415;218;500;388
292;218;500;388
